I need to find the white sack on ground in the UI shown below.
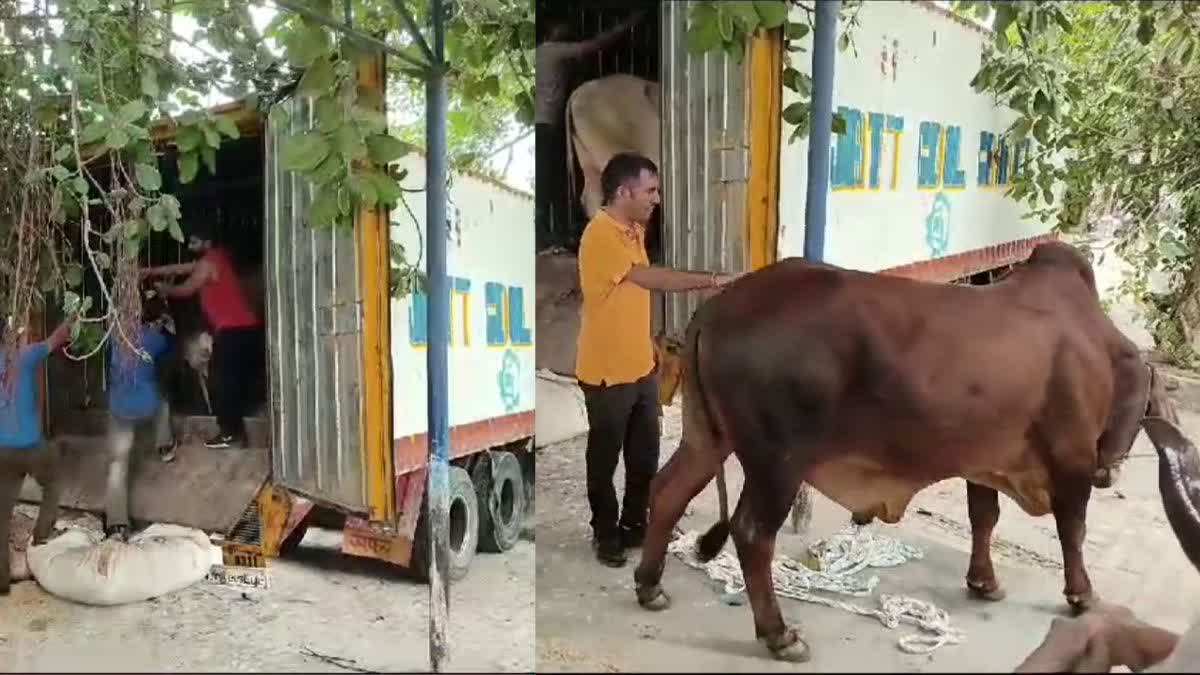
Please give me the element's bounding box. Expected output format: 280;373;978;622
28;523;222;606
535;371;589;448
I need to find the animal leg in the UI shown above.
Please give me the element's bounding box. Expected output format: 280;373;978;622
965;480;1005;601
731;471;810;663
1052;476;1096;612
633;439;718;611
31;440;62;545
0;463;22;594
199;374;212;415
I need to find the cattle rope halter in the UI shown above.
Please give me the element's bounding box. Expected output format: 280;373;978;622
667;526;965;655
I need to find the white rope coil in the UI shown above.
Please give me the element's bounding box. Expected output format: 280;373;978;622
668;525;966;655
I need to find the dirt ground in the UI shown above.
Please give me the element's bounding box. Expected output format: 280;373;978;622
0;520;534;672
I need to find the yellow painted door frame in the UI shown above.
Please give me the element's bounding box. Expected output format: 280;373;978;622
746;28;783;271
356;51;396;524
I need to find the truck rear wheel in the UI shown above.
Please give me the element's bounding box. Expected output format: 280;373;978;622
473;451;525;553
409;465;479;582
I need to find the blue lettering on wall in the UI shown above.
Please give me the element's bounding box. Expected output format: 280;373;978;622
869;114;906;190
506;287;532;346
831;106;866;190
977;131;995;186
942;125;966;189
411;277;533;349
997;137;1011;185
1011;139;1030;179
867;112;885;190
485;282;506;346
917;121;942;189
818;102;1039;197
408;275;470;347
453;277;471;346
409;290;428;346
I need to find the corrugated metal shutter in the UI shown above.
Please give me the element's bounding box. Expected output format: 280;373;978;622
264;97;369;512
659;1;750;338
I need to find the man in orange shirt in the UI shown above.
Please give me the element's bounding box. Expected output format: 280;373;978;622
576;152;740;567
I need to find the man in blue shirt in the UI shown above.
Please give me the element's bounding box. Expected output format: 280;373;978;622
0;316;75;594
105;292;178;542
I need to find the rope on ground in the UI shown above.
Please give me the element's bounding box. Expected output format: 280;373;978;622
667;525;966;655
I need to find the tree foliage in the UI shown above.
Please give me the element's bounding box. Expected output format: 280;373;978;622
684;0;864;141
0;0;531;360
956;0;1200;364
388;0;534;170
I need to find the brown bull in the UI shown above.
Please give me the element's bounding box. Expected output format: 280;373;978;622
632;241;1152;663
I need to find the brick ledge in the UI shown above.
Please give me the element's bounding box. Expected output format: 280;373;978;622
880;233;1059;283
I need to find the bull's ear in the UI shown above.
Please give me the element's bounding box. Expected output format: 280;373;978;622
1143;417;1200;575
1147;365;1180;424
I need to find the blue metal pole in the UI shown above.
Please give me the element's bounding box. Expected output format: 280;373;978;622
804;0;840;262
425;0;450;670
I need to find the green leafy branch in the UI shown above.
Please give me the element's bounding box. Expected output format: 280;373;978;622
684;0;864;143
271;16;410;231
960;0;1200;364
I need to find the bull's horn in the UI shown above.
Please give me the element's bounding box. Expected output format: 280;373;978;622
1143;416;1200;574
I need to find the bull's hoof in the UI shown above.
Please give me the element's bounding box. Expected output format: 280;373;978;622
1066;591;1096;614
1092;467;1119;489
636;584;671;611
850;512;874;526
761;629;811;663
966;580;1007;602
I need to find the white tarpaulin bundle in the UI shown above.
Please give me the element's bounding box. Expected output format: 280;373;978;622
534;370;589;448
28;523;222;606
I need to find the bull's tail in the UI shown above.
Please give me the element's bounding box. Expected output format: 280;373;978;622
696;464;730;562
686;303;732;563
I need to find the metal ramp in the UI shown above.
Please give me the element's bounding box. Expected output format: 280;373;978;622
18;434;271;535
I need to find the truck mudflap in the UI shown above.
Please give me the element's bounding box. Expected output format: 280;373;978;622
18;433;271;535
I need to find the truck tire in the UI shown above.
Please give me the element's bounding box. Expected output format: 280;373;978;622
408;465;479;582
473;451;526;553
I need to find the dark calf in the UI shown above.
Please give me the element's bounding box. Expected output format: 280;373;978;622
0;438;62;593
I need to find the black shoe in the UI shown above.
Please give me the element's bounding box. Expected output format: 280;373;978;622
592;535;627;567
619;525;646;549
205;433;237;449
106;524;129;543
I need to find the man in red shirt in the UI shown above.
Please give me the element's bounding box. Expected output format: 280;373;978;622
142;226;263;449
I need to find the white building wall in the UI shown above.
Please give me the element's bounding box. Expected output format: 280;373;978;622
777;1;1050;271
